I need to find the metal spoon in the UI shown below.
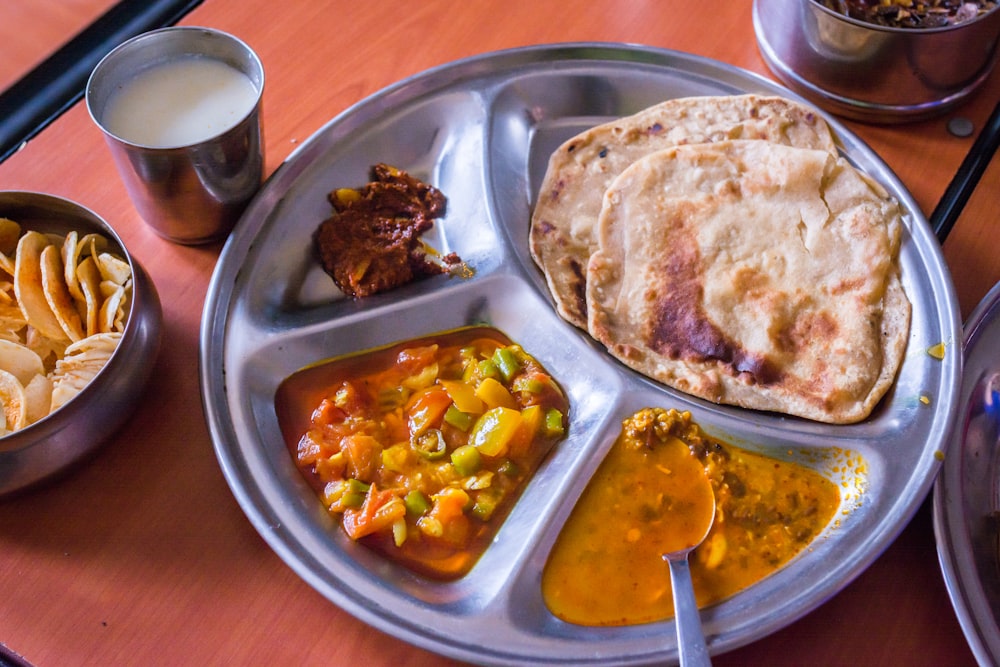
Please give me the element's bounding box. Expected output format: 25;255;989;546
659;440;716;667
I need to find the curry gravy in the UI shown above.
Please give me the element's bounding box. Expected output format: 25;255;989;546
542;407;841;626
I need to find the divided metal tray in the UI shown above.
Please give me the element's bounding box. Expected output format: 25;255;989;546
200;43;961;665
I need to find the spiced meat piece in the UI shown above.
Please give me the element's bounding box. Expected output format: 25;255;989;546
315;164;455;298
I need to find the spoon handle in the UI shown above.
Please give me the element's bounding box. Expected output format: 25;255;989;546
668;557;712;667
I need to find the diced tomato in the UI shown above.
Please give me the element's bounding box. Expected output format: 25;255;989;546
417;487;471;546
310;397;346;427
342;433;381;479
343;484;406;540
406;387;453;437
514;370;564;408
333;381;373;416
296;431;325;465
396;345;439;374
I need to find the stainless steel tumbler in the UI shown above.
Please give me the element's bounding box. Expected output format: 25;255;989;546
86;26;264;245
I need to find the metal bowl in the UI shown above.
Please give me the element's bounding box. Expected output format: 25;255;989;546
753;0;1000;122
0;191;162;497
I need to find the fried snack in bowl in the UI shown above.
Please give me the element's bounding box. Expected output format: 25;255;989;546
0;192;162;497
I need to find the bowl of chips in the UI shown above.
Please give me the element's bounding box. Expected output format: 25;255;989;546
0;191;161;496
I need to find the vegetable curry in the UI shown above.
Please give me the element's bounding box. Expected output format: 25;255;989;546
276;327;568;580
542;407;841;626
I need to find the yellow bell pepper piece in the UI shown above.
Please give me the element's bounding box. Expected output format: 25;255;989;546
474;377;517;410
470;407;522;457
439;379;485;414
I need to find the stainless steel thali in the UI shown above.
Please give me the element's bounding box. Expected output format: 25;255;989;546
200;43;961;665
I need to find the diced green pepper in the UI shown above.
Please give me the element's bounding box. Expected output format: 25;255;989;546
404;489;432;516
512;376;545;394
451;444;482;476
342;478;370;508
347;478;371;493
477;358;500;380
492;347;521;382
443;404;474;431
471;489;501;521
544;408;565;436
497;459;520;477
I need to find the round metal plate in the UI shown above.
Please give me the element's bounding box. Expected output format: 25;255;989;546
935;281;1000;666
200;43;961;665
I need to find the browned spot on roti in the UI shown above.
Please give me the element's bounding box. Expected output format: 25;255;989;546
568;259;587;321
645;224;782;386
777;310;838;356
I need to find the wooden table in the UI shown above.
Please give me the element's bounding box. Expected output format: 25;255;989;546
0;1;997;665
0;0;119;92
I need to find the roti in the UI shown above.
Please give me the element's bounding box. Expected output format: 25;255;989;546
586;140;910;424
529;94;838;329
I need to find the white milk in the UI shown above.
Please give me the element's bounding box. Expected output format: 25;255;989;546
102;56;258;148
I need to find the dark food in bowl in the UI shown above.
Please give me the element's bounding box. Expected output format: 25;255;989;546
276;326;569;580
818;0;997;27
314;164;466;298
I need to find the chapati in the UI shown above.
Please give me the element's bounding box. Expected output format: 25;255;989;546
529;94;837;329
586;140;909;424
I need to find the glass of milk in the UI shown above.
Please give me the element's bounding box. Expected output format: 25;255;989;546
86;27;264;244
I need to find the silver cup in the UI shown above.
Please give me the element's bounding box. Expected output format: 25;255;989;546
86;27;264;244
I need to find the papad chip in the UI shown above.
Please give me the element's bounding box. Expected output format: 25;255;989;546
0;220;129;434
0;218;21;255
14;231;67;341
97;251;130;286
76;256;102;338
0;339;44;385
50;333;119;411
0;368;27;431
98;285;126;334
23;373;52;425
0;302;27;335
41;244;85;342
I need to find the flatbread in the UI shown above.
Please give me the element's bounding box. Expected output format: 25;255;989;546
529;94;838;329
586;140;910;424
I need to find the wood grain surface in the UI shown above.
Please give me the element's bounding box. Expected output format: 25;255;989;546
0;0;119;91
0;1;997;665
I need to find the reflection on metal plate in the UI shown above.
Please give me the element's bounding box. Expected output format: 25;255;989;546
200;43;961;665
935;280;1000;666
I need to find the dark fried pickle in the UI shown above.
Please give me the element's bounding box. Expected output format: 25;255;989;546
314;164;462;298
